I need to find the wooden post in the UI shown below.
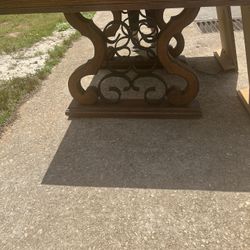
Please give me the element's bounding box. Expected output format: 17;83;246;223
215;6;238;71
237;6;250;113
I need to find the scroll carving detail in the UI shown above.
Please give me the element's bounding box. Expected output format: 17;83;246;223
64;9;200;106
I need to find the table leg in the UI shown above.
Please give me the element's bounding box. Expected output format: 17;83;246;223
151;9;185;58
238;6;250;114
64;9;201;118
156;8;200;106
215;6;238;71
64;13;107;105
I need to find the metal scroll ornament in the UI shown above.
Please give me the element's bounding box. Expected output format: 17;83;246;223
64;8;199;106
99;10;169;104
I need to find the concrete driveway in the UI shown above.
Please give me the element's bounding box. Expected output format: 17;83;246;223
196;6;241;20
0;12;249;249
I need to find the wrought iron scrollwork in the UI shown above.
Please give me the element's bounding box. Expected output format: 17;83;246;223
97;10;169;104
65;9;200;107
104;10;159;59
98;70;169;105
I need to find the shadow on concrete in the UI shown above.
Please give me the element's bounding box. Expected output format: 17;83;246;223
42;57;250;191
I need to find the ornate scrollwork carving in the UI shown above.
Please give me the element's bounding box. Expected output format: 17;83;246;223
153;9;185;58
103;10;159;59
95;10;167;104
98;70;169;104
157;8;200;106
64;13;107;105
65;9;200;107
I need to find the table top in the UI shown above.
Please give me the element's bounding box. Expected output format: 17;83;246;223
0;0;250;14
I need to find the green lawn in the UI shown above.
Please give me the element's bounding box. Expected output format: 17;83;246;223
0;35;80;127
0;14;68;54
0;12;94;128
0;12;94;54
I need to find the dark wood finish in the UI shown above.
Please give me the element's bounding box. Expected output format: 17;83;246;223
64;9;200;107
0;0;250;14
64;12;106;105
63;9;203;118
66;99;202;118
102;57;163;70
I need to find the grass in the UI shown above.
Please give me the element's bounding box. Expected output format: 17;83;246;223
0;31;81;127
0;12;95;54
0;14;66;54
37;32;81;80
0;12;95;127
0;77;40;125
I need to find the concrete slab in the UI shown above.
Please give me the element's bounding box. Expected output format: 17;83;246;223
0;12;249;249
196;7;241;20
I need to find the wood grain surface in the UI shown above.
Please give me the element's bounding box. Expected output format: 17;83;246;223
1;0;250;14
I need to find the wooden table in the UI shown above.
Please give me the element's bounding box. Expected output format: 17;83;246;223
1;1;250;118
